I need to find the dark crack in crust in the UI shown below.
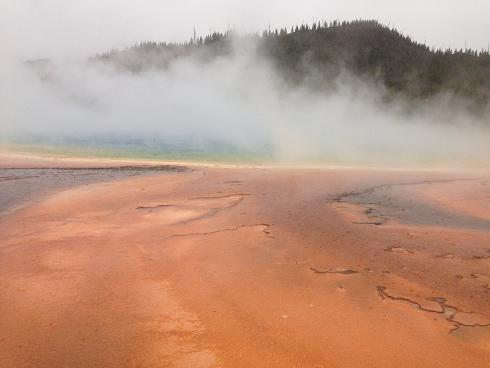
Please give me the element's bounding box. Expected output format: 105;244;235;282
187;194;251;200
310;267;359;275
167;223;273;239
179;194;251;224
376;286;490;334
136;204;177;210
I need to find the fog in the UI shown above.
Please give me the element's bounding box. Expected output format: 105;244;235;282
2;1;490;167
3;0;490;58
1;36;489;168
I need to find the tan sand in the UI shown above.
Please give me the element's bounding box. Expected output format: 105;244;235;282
0;150;189;168
0;153;489;367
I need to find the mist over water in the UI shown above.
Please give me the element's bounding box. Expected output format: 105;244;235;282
1;39;489;168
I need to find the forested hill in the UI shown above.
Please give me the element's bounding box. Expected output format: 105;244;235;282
95;20;490;111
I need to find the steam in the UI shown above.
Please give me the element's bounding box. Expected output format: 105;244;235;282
1;38;489;168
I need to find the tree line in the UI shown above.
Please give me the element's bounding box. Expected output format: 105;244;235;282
95;20;490;113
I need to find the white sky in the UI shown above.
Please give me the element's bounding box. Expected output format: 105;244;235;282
2;0;490;59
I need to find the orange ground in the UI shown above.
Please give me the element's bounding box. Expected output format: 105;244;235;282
0;155;489;367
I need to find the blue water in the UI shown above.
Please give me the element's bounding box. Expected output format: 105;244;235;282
1;136;275;164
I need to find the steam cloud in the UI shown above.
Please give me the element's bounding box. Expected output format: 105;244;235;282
1;38;489;168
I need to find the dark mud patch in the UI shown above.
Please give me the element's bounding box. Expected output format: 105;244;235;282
329;178;490;231
0;165;190;216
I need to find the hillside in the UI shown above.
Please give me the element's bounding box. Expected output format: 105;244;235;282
95;20;490;112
